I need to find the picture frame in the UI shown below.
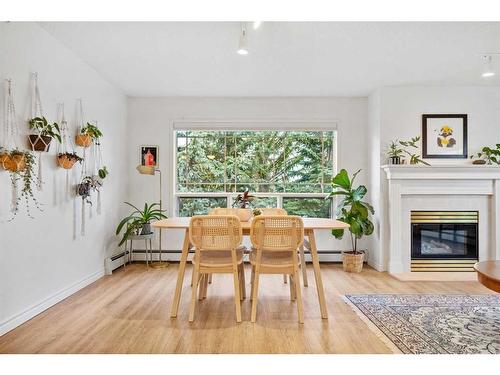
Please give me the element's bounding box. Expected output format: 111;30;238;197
422;114;467;159
140;145;159;167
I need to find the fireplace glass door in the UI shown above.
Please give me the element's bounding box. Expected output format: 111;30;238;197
411;222;478;259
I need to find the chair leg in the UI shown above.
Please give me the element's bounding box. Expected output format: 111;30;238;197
189;266;200;322
289;274;296;301
198;274;206;301
294;268;304;324
251;269;260;322
250;266;255;300
208;274;213;284
299;245;308;287
283;274;288;284
203;273;209;299
190;263;195;287
239;263;246;300
233;267;242;323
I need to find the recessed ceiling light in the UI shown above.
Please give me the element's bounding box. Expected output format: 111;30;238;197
237;24;248;55
481;55;495;78
253;21;261;30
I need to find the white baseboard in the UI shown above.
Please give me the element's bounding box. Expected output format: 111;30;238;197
0;267;105;337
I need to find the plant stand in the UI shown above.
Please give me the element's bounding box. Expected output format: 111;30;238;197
124;233;154;268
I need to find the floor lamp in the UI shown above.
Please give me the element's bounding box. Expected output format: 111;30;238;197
136;165;169;268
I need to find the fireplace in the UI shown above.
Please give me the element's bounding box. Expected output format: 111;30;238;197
411;211;478;272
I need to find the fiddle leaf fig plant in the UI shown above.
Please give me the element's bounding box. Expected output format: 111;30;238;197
328;169;374;254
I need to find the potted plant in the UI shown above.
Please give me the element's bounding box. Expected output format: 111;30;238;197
399;136;431;166
329;169;374;273
0;148;41;219
232;189;256;221
470;144;500;165
387;140;404;164
116;202;168;246
0;148;27;172
28;117;61;152
76;122;102;147
57;151;83;169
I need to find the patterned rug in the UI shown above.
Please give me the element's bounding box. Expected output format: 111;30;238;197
344;294;500;354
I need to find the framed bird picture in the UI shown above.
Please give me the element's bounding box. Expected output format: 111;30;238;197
422;114;468;159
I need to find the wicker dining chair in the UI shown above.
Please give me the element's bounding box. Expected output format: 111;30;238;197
258;208;308;287
189;215;246;322
249;215;305;323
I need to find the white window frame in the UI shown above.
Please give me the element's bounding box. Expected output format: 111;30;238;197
171;120;338;217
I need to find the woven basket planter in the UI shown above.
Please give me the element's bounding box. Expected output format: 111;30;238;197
0;153;27;172
342;251;364;273
75;134;92;147
28;134;52;152
57;154;78;169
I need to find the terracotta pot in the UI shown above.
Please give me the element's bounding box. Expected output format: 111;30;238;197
236;208;253;222
57;154;77;169
342;251;364;273
75;134;92;147
0;153;27;172
28;135;52;152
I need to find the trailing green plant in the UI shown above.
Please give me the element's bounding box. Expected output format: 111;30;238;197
98;166;109;179
470;144;500;165
328;169;374;254
232;189;256;208
116;202;168;246
399;136;430;166
80;122;103;139
58;151;83;163
28;117;61;143
0;148;42;219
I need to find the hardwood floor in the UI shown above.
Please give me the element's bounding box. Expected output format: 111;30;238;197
0;263;492;354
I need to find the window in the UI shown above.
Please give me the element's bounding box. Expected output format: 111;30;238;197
175;129;336;218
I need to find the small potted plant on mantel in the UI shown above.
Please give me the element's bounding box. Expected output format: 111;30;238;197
232;189;256;221
116;202;168;246
470;144;500;165
387;140;405;165
76;122;102;147
329;169;374;273
28;117;61;152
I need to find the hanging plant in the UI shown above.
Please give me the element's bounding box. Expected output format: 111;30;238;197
77;175;102;203
76;122;102;147
27;116;61;152
0;147;41;219
57;151;83;169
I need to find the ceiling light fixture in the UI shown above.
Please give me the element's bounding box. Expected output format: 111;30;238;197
253;21;261;30
481;55;495;78
237;23;248;55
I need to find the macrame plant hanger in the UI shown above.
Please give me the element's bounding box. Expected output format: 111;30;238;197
2;79;22;214
94;121;103;215
29;73;49;191
57;103;74;200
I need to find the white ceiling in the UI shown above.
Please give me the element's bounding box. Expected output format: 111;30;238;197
39;22;500;97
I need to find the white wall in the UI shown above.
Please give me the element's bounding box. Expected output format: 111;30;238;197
127;97;369;258
0;22;128;334
369;86;500;271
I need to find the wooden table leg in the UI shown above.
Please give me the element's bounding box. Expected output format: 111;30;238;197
170;228;190;318
307;229;328;319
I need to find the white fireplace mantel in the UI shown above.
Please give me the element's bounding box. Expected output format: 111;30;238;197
381;165;500;273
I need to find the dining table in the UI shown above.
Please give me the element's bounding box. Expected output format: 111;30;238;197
152;217;350;319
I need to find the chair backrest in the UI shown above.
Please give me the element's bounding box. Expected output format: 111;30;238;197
259;208;287;216
189;215;242;251
250;215;304;252
209;207;240;216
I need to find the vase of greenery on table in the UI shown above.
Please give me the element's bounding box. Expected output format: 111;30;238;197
328;169;374;273
116;202;168;246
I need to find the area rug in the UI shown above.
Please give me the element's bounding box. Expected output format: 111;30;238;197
344;294;500;354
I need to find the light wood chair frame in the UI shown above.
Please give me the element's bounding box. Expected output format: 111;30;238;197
249;215;305;323
188;215;246;322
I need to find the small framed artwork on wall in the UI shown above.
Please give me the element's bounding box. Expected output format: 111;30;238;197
140;145;159;167
422;114;468;159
